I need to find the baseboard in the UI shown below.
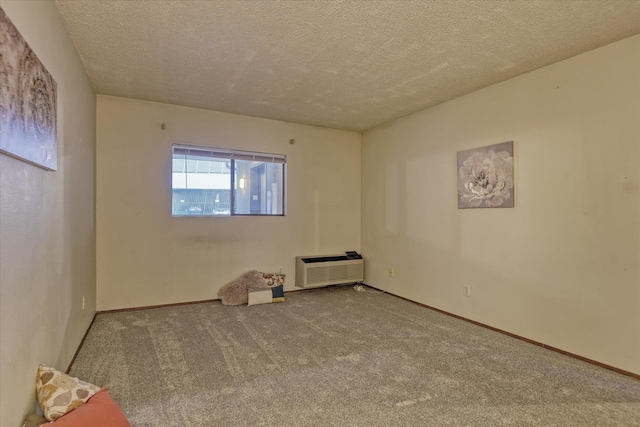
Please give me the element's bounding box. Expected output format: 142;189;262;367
363;284;640;380
97;298;220;314
66;313;97;374
95;285;339;314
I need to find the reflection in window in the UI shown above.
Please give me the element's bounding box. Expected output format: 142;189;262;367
234;161;284;215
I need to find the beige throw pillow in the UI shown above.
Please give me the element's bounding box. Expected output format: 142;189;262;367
36;364;100;421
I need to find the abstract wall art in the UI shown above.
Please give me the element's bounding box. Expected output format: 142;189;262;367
457;141;514;209
0;7;57;171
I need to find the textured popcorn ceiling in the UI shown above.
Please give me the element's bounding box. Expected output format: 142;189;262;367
54;1;640;132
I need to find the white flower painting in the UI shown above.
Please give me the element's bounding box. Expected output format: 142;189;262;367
457;141;514;209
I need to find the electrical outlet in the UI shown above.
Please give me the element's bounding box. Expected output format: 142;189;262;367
388;268;394;277
82;296;85;310
463;285;471;297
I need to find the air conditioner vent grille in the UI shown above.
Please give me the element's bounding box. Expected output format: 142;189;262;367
296;255;363;288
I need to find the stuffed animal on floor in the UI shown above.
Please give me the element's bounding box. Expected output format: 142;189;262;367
217;270;269;305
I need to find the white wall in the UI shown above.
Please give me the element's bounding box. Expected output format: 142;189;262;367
362;35;640;374
0;1;96;426
96;96;361;310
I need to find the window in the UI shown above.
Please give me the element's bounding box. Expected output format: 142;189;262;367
172;144;286;216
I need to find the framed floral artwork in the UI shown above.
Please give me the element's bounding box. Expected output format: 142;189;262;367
0;7;57;171
457;141;514;209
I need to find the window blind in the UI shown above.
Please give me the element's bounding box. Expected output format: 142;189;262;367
172;144;286;164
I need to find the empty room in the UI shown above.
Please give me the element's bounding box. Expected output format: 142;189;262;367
1;1;639;426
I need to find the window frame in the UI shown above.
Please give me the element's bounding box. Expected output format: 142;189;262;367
171;143;287;217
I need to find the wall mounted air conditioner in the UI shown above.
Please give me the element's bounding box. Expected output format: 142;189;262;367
295;254;364;288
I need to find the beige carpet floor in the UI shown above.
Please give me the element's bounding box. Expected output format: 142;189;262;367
70;286;640;426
